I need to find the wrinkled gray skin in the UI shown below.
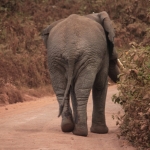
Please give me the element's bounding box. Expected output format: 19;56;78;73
41;11;120;136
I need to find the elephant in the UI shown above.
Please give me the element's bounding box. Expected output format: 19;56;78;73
41;11;120;136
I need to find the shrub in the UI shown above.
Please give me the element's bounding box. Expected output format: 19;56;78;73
0;83;24;105
113;46;150;149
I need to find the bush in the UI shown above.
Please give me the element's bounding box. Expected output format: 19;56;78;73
0;83;24;105
113;46;150;149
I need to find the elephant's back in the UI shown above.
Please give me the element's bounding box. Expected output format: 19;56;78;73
48;14;107;62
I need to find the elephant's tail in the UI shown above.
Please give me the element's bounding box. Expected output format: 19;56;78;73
58;60;74;117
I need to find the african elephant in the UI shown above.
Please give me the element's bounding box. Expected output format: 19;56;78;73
41;11;120;136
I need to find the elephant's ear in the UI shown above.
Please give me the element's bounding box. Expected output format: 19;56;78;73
41;19;64;48
98;11;115;56
97;11;115;43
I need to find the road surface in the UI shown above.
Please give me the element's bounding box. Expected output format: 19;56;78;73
0;85;135;150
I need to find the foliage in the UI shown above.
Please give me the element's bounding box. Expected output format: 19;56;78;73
0;0;150;88
113;47;150;149
0;83;24;105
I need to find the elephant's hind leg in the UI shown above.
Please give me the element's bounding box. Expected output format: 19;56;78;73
50;69;74;132
72;68;97;136
90;69;109;134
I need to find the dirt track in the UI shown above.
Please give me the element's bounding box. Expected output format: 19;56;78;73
0;85;135;150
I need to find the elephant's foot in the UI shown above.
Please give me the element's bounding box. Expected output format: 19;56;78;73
61;115;74;132
90;123;108;134
73;124;88;136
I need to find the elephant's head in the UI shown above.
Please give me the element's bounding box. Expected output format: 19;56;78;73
108;49;120;83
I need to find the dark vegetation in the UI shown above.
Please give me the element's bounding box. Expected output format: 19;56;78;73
0;0;150;149
113;46;150;149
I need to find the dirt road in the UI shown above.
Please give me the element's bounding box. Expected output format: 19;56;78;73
0;85;135;150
